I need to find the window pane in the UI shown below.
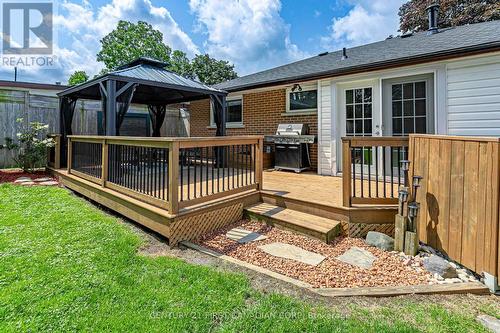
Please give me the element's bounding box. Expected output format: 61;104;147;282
355;120;363;134
392;84;402;100
403;83;413;99
355;104;362;118
404;117;414;134
415;81;426;98
403;100;414;116
346;90;353;104
393;117;402;135
290;90;317;110
364;120;372;134
346;105;353;119
364;88;372;103
226;99;242;123
415;99;426;116
415;117;426;133
355;89;363;103
346;120;354;134
364;103;372;118
392;101;402;117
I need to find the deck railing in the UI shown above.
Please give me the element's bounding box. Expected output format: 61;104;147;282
67;136;264;214
342;136;409;207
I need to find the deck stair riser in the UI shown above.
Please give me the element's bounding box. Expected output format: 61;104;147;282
244;203;341;243
260;191;397;224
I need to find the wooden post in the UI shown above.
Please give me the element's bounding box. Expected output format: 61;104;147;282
67;137;73;174
101;139;108;187
168;141;179;214
394;214;406;252
54;135;61;169
404;231;418;256
255;138;264;190
342;139;352;207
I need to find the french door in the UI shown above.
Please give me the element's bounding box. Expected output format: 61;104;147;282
343;86;376;175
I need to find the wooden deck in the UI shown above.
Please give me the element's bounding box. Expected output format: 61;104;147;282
49;135;403;245
262;170;398;208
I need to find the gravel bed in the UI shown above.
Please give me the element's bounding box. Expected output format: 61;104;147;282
196;219;431;288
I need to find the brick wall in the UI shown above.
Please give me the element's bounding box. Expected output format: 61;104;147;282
189;88;318;169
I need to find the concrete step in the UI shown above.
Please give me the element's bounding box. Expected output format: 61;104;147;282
244;202;341;243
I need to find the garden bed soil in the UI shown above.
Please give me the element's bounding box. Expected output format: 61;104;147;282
0;169;56;184
195;219;431;289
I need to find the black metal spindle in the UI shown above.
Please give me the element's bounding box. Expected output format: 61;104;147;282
382;147;386;198
360;147;364;198
205;147;209;196
390;147;394;198
368;146;371;197
375;146;379;198
352;147;356;197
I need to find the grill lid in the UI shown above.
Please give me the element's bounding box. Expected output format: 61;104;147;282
276;123;309;136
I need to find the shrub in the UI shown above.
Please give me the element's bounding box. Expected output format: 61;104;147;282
1;118;55;172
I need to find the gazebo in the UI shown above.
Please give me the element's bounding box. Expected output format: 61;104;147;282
57;57;228;166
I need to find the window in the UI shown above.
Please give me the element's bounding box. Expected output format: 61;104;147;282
210;96;243;127
345;87;373;165
345;87;372;137
391;81;426;136
286;85;317;113
226;99;242;123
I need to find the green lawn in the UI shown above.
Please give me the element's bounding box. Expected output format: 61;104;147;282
0;184;495;332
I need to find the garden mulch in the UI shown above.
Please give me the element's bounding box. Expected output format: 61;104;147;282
0;169;57;185
195;219;431;289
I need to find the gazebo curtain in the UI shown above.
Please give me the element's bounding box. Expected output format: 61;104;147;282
59;96;77;167
99;84;107;134
147;105;166;137
116;84;137;135
60;96;77;136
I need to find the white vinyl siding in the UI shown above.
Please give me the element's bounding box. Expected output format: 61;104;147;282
447;55;500;136
318;80;333;175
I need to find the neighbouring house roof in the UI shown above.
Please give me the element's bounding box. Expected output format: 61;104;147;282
215;20;500;92
58;57;226;104
0;80;68;91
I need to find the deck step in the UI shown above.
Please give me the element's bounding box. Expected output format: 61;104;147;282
244;202;341;243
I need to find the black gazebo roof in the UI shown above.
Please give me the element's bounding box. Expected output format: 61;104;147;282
58;57;226;105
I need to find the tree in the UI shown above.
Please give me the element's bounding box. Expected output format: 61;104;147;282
68;70;89;86
399;0;500;33
96;20;238;85
97;20;172;71
191;54;238;85
168;50;193;79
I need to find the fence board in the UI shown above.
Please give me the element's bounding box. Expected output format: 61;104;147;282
410;134;500;278
0;89;189;168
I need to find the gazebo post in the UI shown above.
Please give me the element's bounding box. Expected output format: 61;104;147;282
105;79;117;136
59;96;77;168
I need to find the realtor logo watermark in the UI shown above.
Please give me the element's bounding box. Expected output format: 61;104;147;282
1;0;57;68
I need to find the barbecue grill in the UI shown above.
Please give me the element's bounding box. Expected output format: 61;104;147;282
264;123;315;173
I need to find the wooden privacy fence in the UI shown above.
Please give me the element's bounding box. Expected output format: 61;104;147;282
67;135;264;214
409;134;500;279
342;136;409;207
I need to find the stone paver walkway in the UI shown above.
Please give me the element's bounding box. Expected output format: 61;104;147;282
336;246;376;269
226;227;267;244
258;242;326;266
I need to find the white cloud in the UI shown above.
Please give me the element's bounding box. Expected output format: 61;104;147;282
189;0;308;75
321;0;405;50
1;0;199;84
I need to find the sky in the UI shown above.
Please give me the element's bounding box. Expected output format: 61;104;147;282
0;0;406;84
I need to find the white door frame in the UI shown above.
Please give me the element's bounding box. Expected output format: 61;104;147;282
335;78;381;174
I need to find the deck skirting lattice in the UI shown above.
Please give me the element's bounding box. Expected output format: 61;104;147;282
169;203;243;246
341;222;395;238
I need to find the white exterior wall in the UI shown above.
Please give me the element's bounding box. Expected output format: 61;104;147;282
318;79;333;175
446;54;500;136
